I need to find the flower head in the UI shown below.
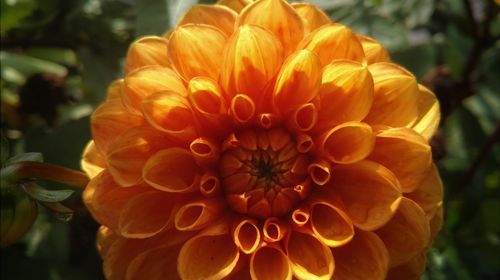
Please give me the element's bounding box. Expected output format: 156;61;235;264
82;0;443;279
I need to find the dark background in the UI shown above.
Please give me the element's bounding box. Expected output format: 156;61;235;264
1;0;499;279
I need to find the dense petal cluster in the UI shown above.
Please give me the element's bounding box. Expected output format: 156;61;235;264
82;0;443;279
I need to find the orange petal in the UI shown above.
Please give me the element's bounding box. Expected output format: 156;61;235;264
125;36;170;74
291;2;331;32
286;230;334;280
309;198;354;247
142;91;197;143
295;132;314;153
81;140;106;179
107;126;174;187
308;160;331;186
368;127;432;192
175;198;225;231
126;245;181;280
318;121;375;164
220;25;283;102
291;206;310;227
288;103;318;132
406;163;443;218
386;249;426;280
316;59;373;129
190;137;220;167
230;94;256;123
178;4;237;36
333;230;389;280
143;147;201;193
91;98;144;153
430;203;443;241
375;197;430;267
329;160;402;231
178;227;240;280
105;79;123;100
238;0;304;55
200;172;222;197
96;226;116;257
118;191;177;238
217;0;254;13
364;62;420;127
263;217;288;243
273;50;322;116
299;23;365;66
122;66;186;114
232;218;261;254
168;24;227;81
357;34;391;64
412;84;441;140
250;245;292;280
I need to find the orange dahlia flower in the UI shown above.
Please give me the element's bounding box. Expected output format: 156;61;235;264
82;0;443;279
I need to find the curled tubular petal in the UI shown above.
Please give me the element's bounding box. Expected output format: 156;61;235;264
190;137;220;166
318;121;375;164
250;245;292;280
309;198;354;247
364;63;420;127
232;218;261;254
316;59;373;129
295;133;314;153
286;230;334;280
143;148;201;193
178;226;240;280
125;36;170;74
107;126;174;187
200;172;221;197
238;0;304;55
299;23;365;66
291;207;310;227
81;140;106;179
142;91;197;143
231;94;256;123
368;127;432;193
263;217;288;242
292;2;331;32
329;160;402;231
412;84;441;140
220;25;283;102
175;198;225;231
288;103;318;132
308;160;331;186
257;113;275;128
406;164;443;218
123;66;186;114
333;230;389;280
357;35;391;64
169;24;227;81
178;4;237;36
273;50;322;116
376;197;430;267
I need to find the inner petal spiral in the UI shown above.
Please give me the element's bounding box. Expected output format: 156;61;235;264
219;128;311;219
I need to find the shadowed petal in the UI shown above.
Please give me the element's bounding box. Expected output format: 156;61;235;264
406;164;443;218
250;245;292;280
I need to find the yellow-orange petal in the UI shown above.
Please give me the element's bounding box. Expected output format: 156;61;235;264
291;2;331;32
220;25;283;102
118;191;177;238
263;217;288;243
364;62;420;127
316;59;373;129
333;230;389;280
238;0;304;55
273;50;321;116
91;98;144;153
318;121;375;164
386;250;426;280
96;226;116;256
230;94;256;123
175;198;225;231
357;34;391;64
250;245;292;280
286;230;334;280
124;36;170;74
107;126;174;187
309;198;354;247
406;164;443;218
200;172;222;197
288;103;318;132
81;140;106;179
217;0;254;13
190;137;220;167
368;127;432;193
232;218;261;254
376;198;430;267
178;4;237;36
412;84;441;140
299;23;365;66
105;79;124;101
178;226;240;280
142;91;198;143
122;66;186;114
169;24;227;81
291;206;310;227
328;160;402;231
308;160;331;186
143;147;201;193
126;245;181;280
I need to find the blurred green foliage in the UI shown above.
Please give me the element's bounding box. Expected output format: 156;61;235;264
1;0;499;279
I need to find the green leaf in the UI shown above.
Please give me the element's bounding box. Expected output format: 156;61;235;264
135;0;170;36
39;201;73;222
25;48;77;67
0;51;67;77
4;152;43;166
22;183;74;203
0;0;36;35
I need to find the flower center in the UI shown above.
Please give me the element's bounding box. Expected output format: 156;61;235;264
219;128;311;219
